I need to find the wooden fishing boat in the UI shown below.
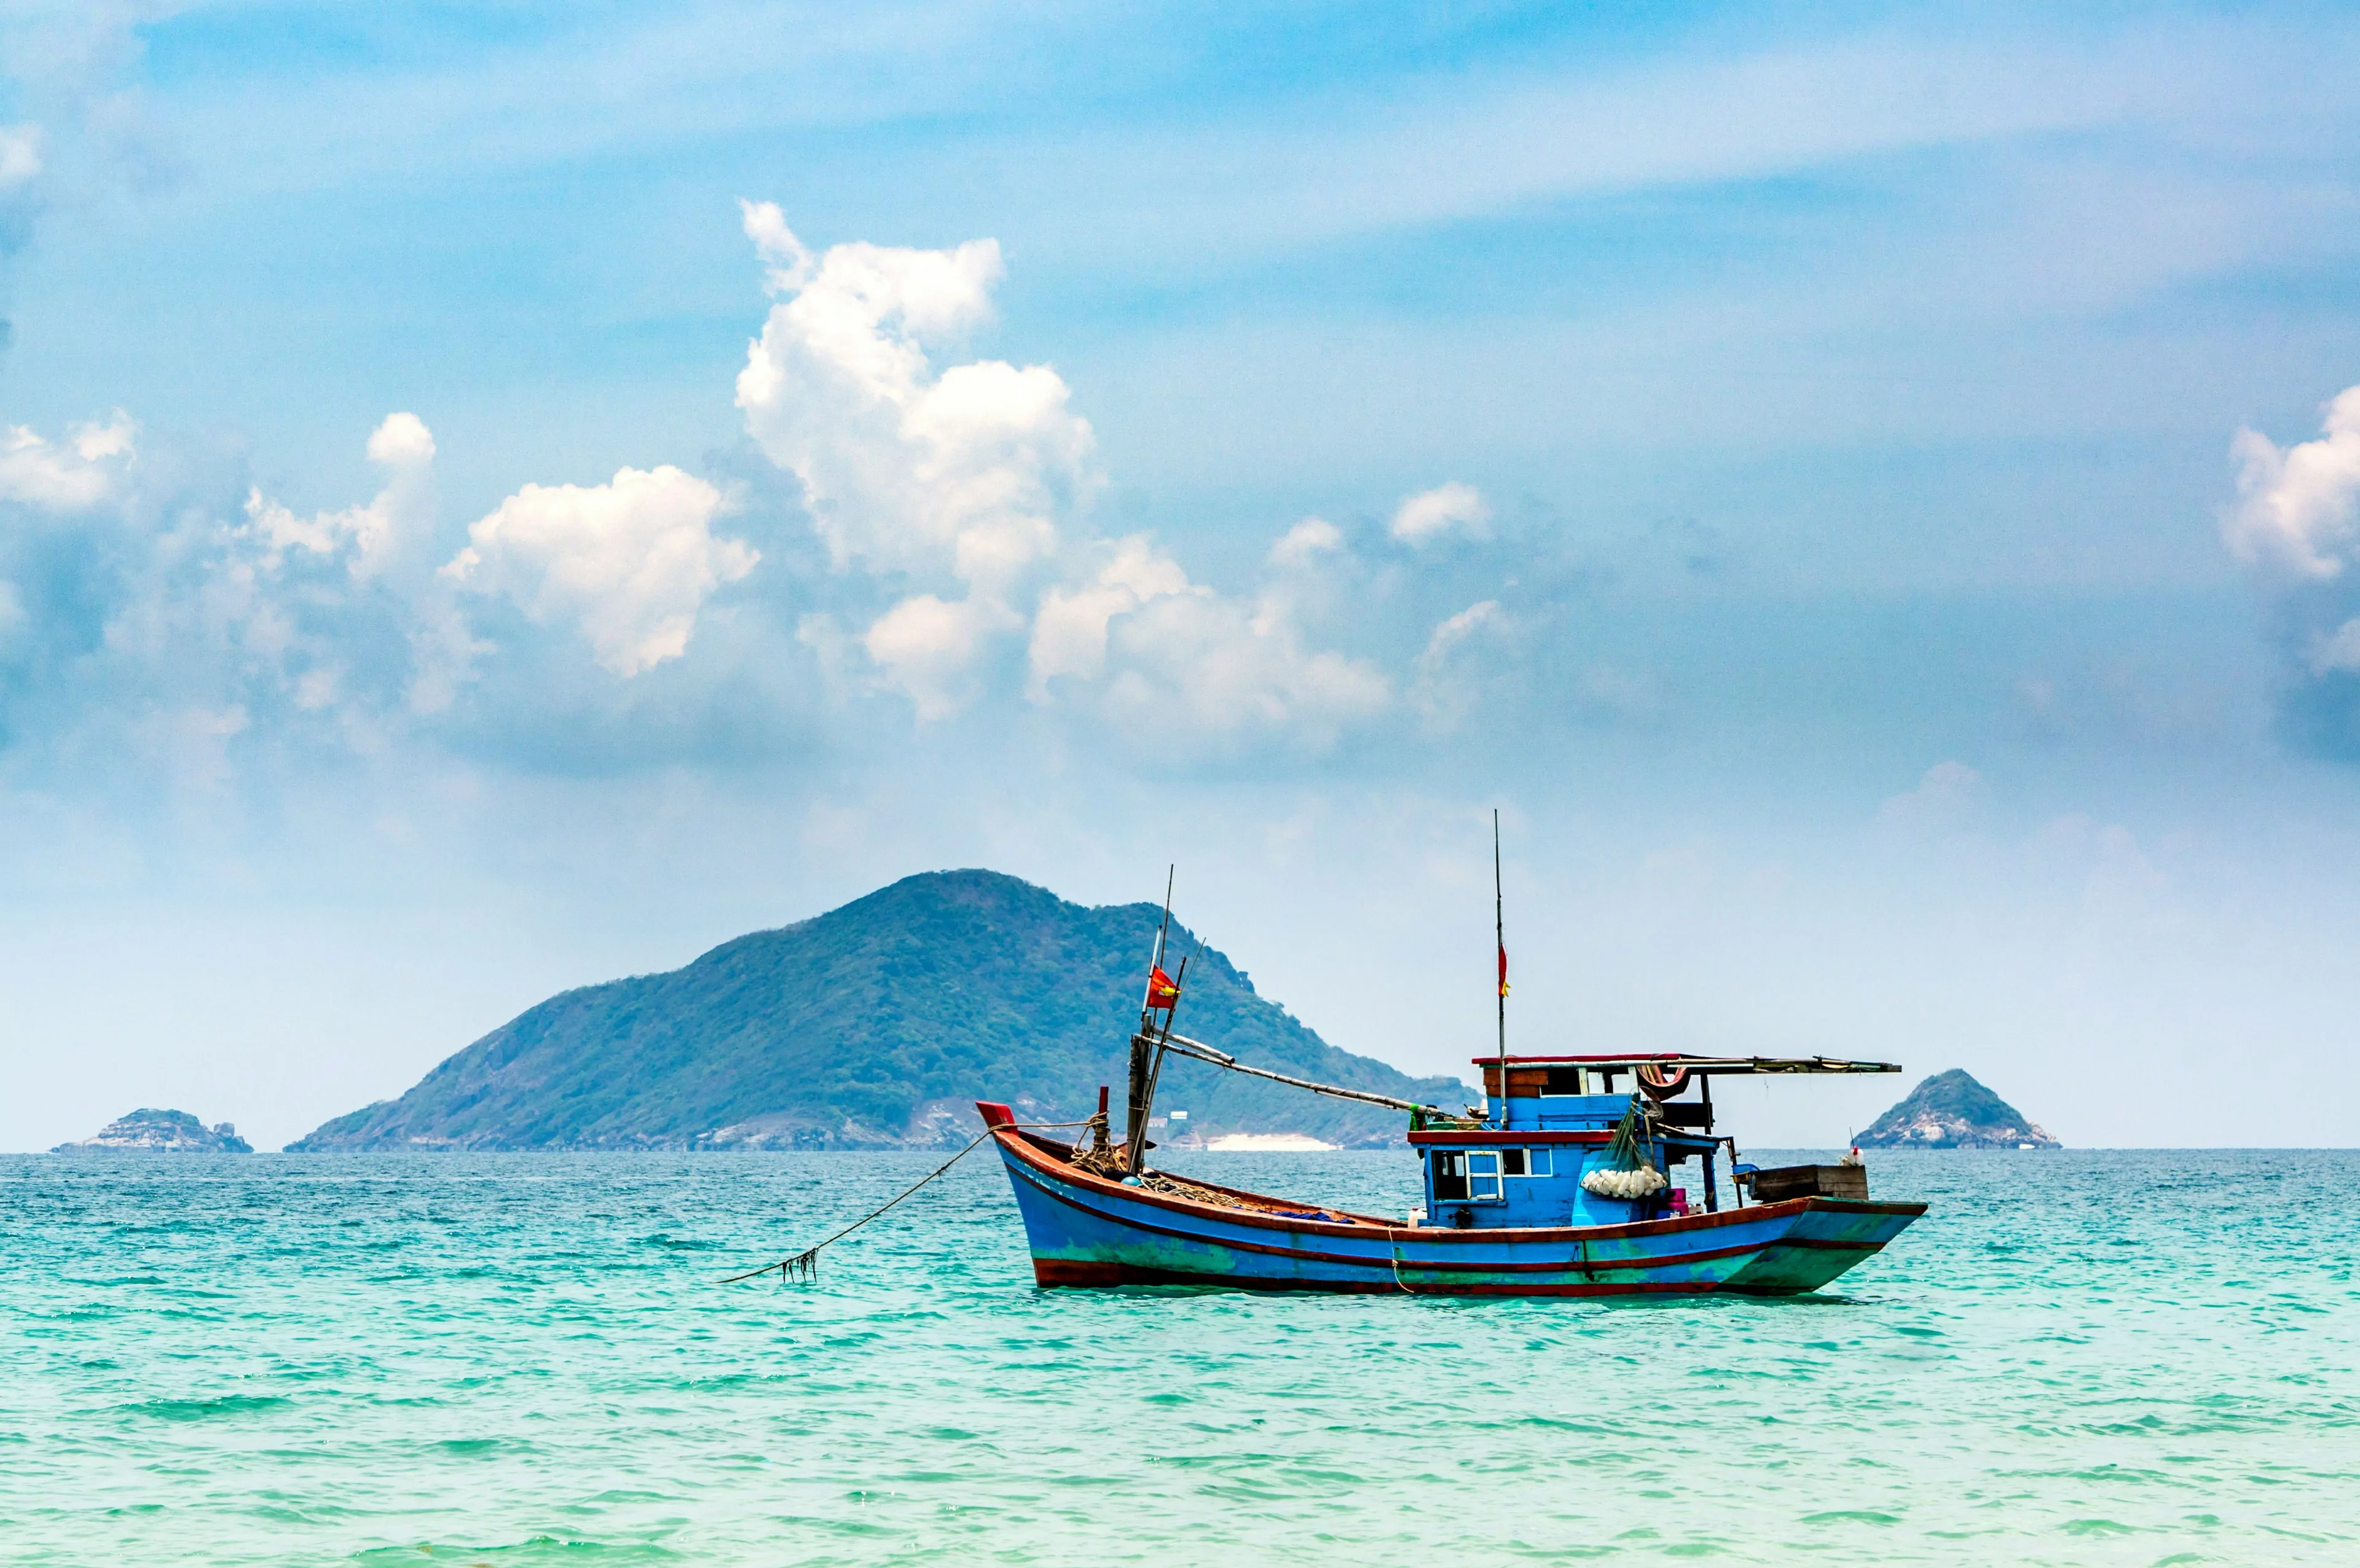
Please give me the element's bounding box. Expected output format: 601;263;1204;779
980;847;1924;1297
981;1048;1924;1296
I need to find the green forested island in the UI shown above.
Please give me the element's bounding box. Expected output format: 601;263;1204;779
290;870;1471;1151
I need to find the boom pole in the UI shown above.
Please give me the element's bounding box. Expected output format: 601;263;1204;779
1154;1033;1444;1115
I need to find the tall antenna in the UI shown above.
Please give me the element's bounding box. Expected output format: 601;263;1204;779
1493;809;1508;1127
1140;864;1175;1027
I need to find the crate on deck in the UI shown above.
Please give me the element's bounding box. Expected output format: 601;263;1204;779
1739;1164;1870;1202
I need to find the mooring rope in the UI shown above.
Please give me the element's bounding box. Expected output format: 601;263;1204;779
1384;1228;1417;1295
716;1116;1106;1285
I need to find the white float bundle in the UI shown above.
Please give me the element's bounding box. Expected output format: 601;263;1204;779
1581;1163;1668;1199
1580;1092;1669;1199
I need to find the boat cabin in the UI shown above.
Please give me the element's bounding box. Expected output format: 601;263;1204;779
1412;1053;1897;1231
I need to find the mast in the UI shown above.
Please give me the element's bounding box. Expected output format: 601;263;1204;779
1493;809;1508;1129
1126;866;1177;1174
1140;864;1174;1031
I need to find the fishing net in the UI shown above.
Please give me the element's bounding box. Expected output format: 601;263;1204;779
1581;1094;1668;1200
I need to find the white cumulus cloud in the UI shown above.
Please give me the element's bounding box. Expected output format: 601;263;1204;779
733;203;1099;713
865;592;1024;719
366;410;435;466
1028;536;1195;696
1098;586;1390;750
0;412;135;511
246;412;436;578
1390;481;1490;544
732;205;1399;748
446;465;755;678
734;201;1093;596
2225;387;2360;579
1268;516;1343;567
1025;527;1389;745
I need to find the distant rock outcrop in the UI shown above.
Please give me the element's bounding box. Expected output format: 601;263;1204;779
1857;1070;2058;1150
53;1108;254;1153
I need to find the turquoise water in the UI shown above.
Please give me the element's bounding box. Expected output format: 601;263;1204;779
5;1149;2357;1566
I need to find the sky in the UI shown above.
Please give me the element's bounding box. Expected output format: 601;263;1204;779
4;1;2360;1152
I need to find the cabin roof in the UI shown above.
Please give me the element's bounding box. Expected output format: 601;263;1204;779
1474;1053;1902;1076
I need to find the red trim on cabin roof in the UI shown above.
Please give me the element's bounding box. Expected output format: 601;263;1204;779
1406;1129;1610;1145
1473;1054;1686;1066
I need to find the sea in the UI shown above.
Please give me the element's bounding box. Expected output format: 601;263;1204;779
4;1148;2356;1566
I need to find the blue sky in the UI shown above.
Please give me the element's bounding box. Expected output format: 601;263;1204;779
4;1;2360;1150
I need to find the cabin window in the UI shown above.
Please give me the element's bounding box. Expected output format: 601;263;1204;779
1502;1148;1550;1178
1431;1151;1470;1202
1540;1068;1586;1096
1468;1151;1502;1201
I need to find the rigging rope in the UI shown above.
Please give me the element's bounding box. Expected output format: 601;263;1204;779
716;1116;1104;1285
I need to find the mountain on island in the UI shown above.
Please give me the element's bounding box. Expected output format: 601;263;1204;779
53;1108;254;1153
1855;1069;2059;1150
289;869;1474;1152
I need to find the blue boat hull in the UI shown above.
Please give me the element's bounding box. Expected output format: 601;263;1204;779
985;1118;1924;1297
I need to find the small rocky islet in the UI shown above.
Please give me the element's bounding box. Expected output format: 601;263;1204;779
51;1108;253;1154
1857;1068;2058;1150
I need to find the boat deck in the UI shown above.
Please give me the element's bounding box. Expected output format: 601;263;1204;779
1021;1132;1399;1226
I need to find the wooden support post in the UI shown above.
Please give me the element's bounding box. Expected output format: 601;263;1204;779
1123;1033;1155;1174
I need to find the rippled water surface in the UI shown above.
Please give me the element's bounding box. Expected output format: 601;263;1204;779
5;1148;2358;1565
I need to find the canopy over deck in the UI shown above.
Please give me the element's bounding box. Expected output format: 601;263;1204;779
1474;1053;1902;1077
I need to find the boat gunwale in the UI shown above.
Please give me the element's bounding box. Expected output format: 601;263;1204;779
1003;1159;1900;1276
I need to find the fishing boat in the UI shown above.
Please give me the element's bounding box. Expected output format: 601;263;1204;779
980;852;1925;1296
980;1049;1923;1296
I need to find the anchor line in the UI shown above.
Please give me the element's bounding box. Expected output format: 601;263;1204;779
715;1116;1106;1285
1385;1229;1416;1295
